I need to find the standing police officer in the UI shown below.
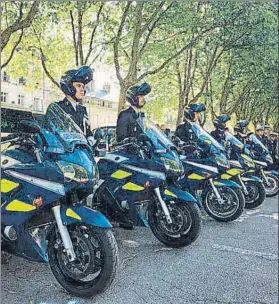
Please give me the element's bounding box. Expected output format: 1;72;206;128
57;66;94;144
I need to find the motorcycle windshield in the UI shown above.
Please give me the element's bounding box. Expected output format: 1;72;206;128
191;123;224;154
137;117;184;175
249;134;269;153
225;131;244;150
45;103;87;150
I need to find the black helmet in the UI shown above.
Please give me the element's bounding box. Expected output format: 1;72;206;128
60;66;93;102
126;82;151;108
213;114;231;130
184;103;206;121
234;119;249;133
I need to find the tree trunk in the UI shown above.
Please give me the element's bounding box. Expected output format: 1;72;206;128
176;93;185;127
117;82;131;113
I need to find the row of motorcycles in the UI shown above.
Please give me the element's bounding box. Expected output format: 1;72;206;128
1;103;278;298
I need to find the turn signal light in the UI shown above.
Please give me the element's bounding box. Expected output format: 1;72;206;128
33;196;43;207
144;181;150;189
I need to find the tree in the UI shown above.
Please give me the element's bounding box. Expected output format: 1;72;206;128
1;1;40;68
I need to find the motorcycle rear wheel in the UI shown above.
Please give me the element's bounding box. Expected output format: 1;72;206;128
48;224;118;298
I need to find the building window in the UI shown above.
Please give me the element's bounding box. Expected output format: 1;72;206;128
34;98;42;112
2;72;10;82
1;92;8;103
18;94;24;105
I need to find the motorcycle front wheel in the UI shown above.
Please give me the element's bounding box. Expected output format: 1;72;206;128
203;187;245;222
244;180;266;209
263;174;279;197
48;224;118;298
148;200;202;248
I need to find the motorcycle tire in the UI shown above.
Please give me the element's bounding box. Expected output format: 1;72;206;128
244;180;266;209
148;200;202;248
203;187;245;222
48;224;118;298
263;174;279;197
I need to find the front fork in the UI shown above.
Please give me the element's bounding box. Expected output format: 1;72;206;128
237;174;248;195
209;178;223;203
154;188;173;224
52;205;76;262
260;169;270;186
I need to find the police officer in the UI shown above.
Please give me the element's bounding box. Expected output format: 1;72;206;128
211;114;231;144
234;119;249;144
262;124;271;149
57;66;94;144
175;103;206;144
270;132;279;169
255;125;264;142
116;82;151;142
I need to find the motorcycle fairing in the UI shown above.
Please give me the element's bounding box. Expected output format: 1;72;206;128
60;205;112;228
264;170;278;176
160;186;197;203
211;179;241;189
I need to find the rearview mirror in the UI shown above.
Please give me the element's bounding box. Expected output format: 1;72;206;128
94;129;103;140
18;120;41;134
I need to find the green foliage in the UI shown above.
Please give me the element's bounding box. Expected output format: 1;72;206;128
1;1;278;129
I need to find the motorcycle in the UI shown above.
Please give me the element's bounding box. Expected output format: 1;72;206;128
218;131;266;209
245;134;279;197
174;123;245;222
1;103;118;298
91;117;202;248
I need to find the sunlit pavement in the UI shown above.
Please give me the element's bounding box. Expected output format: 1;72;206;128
1;197;278;304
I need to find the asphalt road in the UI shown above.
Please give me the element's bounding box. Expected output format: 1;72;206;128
1;197;278;304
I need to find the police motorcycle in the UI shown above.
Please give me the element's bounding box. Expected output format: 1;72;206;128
246;134;279;197
210;115;266;209
222;131;266;209
1;103;118;298
91;116;202;248
174;123;245;222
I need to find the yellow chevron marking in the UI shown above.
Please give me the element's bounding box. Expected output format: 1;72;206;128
227;168;244;176
122;182;144;191
214;181;225;186
188;173;205;180
1;179;19;193
6;200;36;212
164;190;177;198
111;170;132;179
221;174;232;179
66;208;81;221
241;177;253;182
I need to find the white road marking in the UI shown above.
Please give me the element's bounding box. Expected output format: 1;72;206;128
245;209;260;215
122;240;140;248
213;244;278;261
257;213;278;220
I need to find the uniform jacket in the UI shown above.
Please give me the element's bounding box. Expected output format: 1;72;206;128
57;98;93;138
116;106;144;142
175;121;197;144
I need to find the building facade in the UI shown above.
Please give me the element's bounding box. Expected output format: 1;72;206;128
1;71;119;130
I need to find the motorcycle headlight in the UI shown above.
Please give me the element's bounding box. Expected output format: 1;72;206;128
266;154;273;164
160;157;184;175
241;154;255;168
215;155;230;169
57;161;89;183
